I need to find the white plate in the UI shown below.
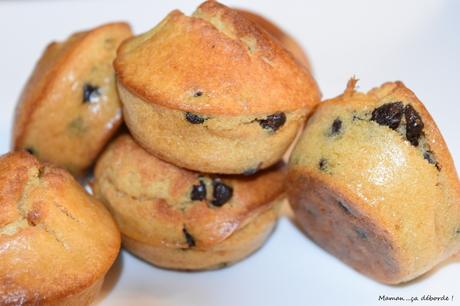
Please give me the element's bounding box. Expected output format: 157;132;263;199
1;1;459;305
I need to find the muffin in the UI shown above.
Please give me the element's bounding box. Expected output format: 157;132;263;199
92;134;285;270
236;9;310;69
0;151;120;305
288;79;460;284
114;0;320;174
13;22;132;176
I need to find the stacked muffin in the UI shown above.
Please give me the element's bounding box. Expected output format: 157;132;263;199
92;0;320;270
3;5;319;304
4;2;458;303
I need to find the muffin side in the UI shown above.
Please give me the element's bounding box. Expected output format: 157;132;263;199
288;80;460;284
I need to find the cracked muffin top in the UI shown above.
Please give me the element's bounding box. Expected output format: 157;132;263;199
0;152;120;304
114;0;320;116
92;134;286;249
236;9;310;70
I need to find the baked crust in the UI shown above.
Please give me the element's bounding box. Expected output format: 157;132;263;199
13;22;132;176
236;9;310;69
0;152;120;304
122;205;278;270
114;0;320;116
93;134;285;247
288;80;460;284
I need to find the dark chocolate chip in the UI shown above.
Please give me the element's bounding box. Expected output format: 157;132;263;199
191;180;207;201
185;112;206;124
82;83;101;103
182;227;196;248
423;150;441;171
355;228;368;240
193;91;203;97
423;150;436;165
318;158;328;171
456;228;460;235
258;112;286;132
371;102;404;130
404;104;424;146
338;200;351;215
25;147;35;155
211;179;233;207
330;118;342;136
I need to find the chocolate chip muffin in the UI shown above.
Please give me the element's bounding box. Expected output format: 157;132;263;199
0;151;120;305
236;9;310;70
114;0;320;174
288;79;460;284
92;134;285;270
13;22;132;176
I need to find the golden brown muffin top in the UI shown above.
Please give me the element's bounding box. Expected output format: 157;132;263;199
93;134;286;249
114;0;320;116
289;80;460;277
236;9;310;70
0;152;120;304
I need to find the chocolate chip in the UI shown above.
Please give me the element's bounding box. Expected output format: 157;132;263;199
456;228;460;235
82;83;101;103
193;91;203;97
338;200;351;215
423;150;441;171
371;102;404;130
404;104;424;146
185;112;206;124
423;150;436;164
211;179;233;207
330;118;342;136
355;228;368;240
182;227;195;248
318;158;328;171
25;147;35;155
258;112;286;132
191;180;206;201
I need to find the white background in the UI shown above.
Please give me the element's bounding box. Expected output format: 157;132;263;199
0;1;459;305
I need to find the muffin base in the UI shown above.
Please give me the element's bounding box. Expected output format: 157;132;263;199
122;206;278;270
51;276;104;306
